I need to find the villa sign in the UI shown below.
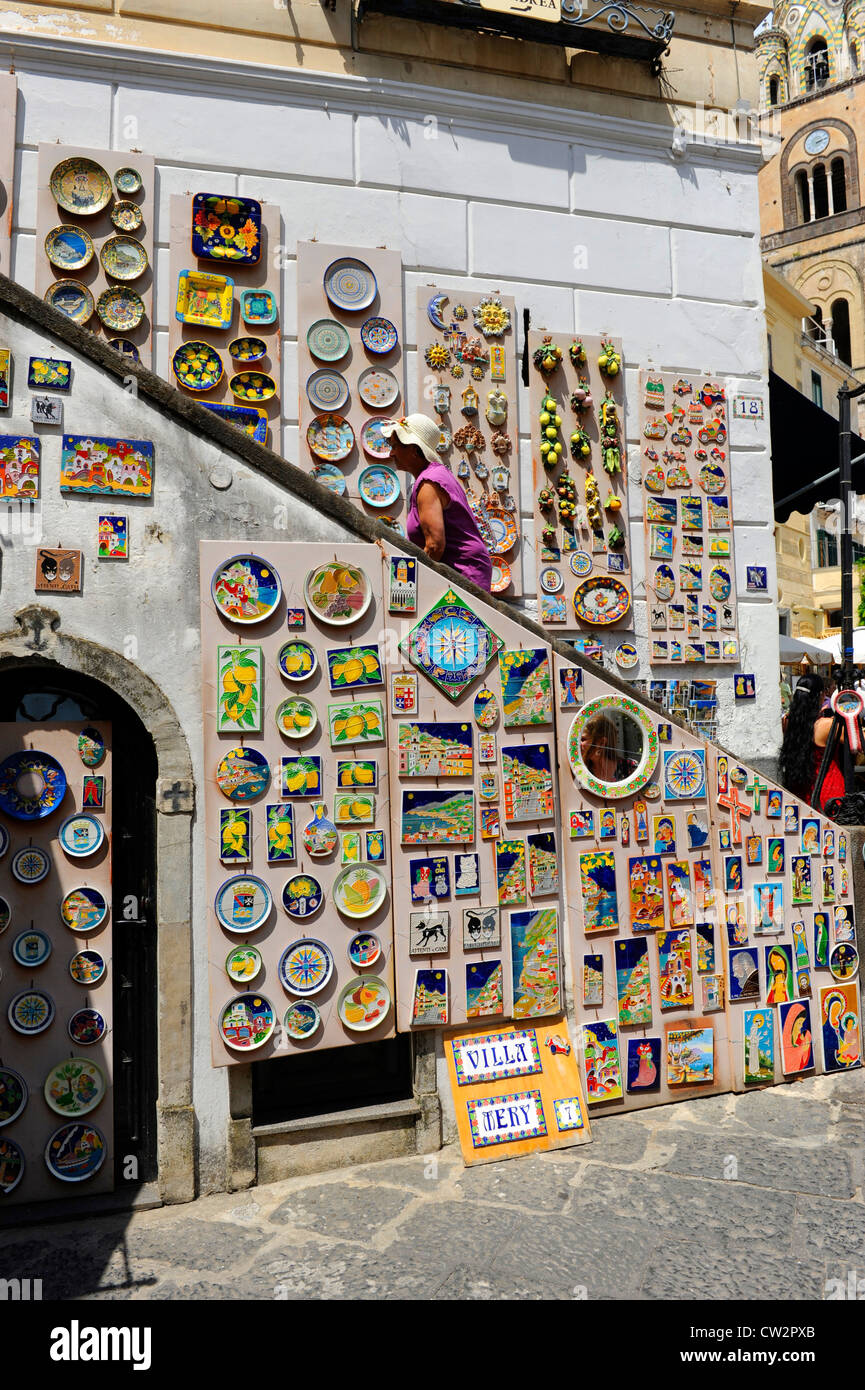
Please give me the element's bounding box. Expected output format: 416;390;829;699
478;0;561;20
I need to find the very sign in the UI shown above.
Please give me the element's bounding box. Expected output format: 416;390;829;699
477;0;561;21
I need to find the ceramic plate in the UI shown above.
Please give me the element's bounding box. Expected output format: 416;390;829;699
68;1008;107;1046
709;566;731;602
306;413;355;463
175;270;234;330
360;317;398;354
829;943;858;980
282;873;324;920
240;289;277;325
699;462;726;493
215;746;271;802
172;341;223;392
348;932;382;968
337;975;391;1031
211;553;282;624
0;824;7;859
570;551;593;577
218;992;278;1062
357;367;399;409
360;417;395;460
8;988;55;1035
572;576;632;626
312;463;347;495
229;336;267;363
44;1058;106;1118
0;1137;24;1193
229;372;276;404
275;696;318;740
44;224;95;271
45;1122;107;1182
539;567;564;594
108;337;140;363
192;193;262;264
44;280;94;326
490;559;512;594
58;813;105;858
283;1000;321;1040
110;200;144;232
0;895;9;932
0;750;67;820
204;402;268;444
615;642;639;669
69;950;106;986
483;507;518;556
114;166;143;195
12;930;52;967
306;369;349;413
324;257;377;311
0;1067;28;1127
50;157;112;215
304;561;372;625
225;945;263;983
332;863;387;919
358;464;400;508
96;286;145;331
278;938;334;996
100;235;148;281
307;318;350;362
278;639;318;682
11;846;50;884
214;874;273;933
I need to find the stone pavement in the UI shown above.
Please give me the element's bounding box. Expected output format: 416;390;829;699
4;1070;865;1301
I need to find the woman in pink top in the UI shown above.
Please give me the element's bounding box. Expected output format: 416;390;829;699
381;415;493;591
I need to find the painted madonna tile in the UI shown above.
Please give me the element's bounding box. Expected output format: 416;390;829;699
696;922;715;974
814;912;830;967
496;840;527;906
628;855;665;933
583;954;604;1006
666;1025;714;1085
466;960;504;1019
779;998;814;1074
766;789;782;819
801;818;821;855
753;881;783;936
579;851;619;934
653;815;677;856
614;938;652;1027
658;930;693;1009
744;1009;774;1084
834;904;855;944
582;1018;623;1104
401;788;474;844
60;435;153;497
820;983;861;1073
527;831;559;896
765;944;794;1005
791;855;812;906
510;907;560;1019
218;645;263;733
767;838;784;874
559;666;583;707
498;648;552;727
397;722;473;777
666;861;694;928
626;1037;661;1092
502;743;554;822
728;947;760;1002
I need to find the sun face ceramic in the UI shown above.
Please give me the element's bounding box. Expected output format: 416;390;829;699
44;224;95;271
50;157;112;215
192;193;262;264
175;270;234;330
44;280;94;325
100;235;149;281
172;341;224;392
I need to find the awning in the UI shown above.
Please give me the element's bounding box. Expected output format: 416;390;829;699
778;633;833;665
770;370;865;522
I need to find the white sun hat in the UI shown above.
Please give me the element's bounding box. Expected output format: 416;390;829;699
379;413;442;466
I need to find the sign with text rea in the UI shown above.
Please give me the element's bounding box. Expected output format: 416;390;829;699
468;1089;547;1147
478;0;561;20
452;1028;542;1085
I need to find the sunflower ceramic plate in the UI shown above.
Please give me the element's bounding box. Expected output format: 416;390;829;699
278;938;334;996
114;167;143;195
307;319;350;362
8;988;55;1035
44;1058;106;1118
192;193;262;264
215;747;271;802
360;417;395;460
282;873;324;920
358;464;400;508
110;200;144;232
50;157;112;215
337;975;391;1032
229;336;267;363
357;367;399;409
68;1008;107;1046
278;639;318;682
58;813;105;858
175;270;234;330
100;235;148;281
211;554;281;623
572;576;631;626
219;994;275;1052
324;257;377;312
225;945;263;983
0;750;66;820
172;341;223;392
214;874;273;932
306;413;355;463
60;886;109;933
332;863;387;920
283;999;321;1040
97;286;145;331
230;372;276;404
360;317;398;354
44;224;95;271
306;369;349;413
240;289;277;325
304;561;372;625
44;280;94;325
312;463;347;496
45;1122;107;1182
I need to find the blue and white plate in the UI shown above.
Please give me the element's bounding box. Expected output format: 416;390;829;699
214;874;273;933
12;930;52;967
58;814;105;858
360;317;398;354
323;257;377;312
306;369;349;413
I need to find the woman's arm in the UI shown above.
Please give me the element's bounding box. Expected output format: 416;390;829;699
415;480;448;563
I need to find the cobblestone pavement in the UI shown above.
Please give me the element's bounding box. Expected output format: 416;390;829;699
4;1070;864;1301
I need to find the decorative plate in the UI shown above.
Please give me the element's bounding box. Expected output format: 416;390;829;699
215;746;271;802
192;193;262;264
96;286;145;331
44;280;94;325
45;224;95;271
44;1058;106;1118
219;994;276;1053
348;932;382;968
276;696;318;740
332;863;387;919
215;874;273;933
709;566;731;602
0;1067;28;1127
114;166;143;195
307;319;350;363
225;944;263;983
69;950;106;986
539;567;564;594
0;825;8;859
230;371;276;404
0;750;67;820
312;463;347;495
324;257;377;312
110;200;144;232
211;554;281;624
78;727;105;767
240;289;277;325
58;813;105;858
0;895;9;932
360;417;396;460
175;269;234;330
360;317;398;354
172;341;223;392
0;1137;24;1193
45;1122;107;1182
229;336;267;363
50;157;112;215
100;235;148;281
278;639;318;682
304;561;372;625
278;938;334;996
11;846;50;884
483;507;518;556
8;987;56;1035
283;999;321;1040
12;929;52;968
108;337;140;363
653;564;676;600
358;464;400;508
699;462;726;494
68;1008;107;1046
306;413;355;463
570;551;593;577
306;369;349;413
489;559;512;594
399;588;503;700
357;367;399;409
572;576;631;626
203;402;268;444
615;642;639;669
379;517;403;535
282;873;324;920
337;975;391;1032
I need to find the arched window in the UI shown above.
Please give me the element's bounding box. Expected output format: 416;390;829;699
813;162;829;218
804;37;830;90
831;298;852;364
769;75;780;106
797;168;812;222
831;157;847;213
851;39;859;72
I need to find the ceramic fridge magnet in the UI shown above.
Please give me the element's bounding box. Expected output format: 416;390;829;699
412;968;449;1026
583;1018;623;1103
401;788;474;844
219;808;251;864
400;589;503;700
409;909;449;955
496;839;526;906
0;435;40;499
410;855;450;903
388;557;417;614
390;671;418;716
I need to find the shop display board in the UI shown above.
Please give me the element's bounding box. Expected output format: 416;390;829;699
637;371;739;665
555;657;861;1111
168;194;281;436
35;146;155;368
201;541;396;1066
0;722;114;1205
297;241;406;525
414;287;522;597
527;331;632;634
445;1016;591;1166
0;76;17;277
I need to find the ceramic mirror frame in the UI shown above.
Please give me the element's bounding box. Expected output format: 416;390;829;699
567;695;659;800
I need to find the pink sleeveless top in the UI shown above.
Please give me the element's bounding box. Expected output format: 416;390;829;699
406;461;493;591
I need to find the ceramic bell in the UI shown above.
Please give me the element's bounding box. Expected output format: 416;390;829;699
486;389;507;427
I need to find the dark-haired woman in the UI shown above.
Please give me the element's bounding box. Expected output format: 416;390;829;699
777;672;844;811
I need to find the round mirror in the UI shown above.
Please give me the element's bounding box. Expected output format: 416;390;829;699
568;696;659;799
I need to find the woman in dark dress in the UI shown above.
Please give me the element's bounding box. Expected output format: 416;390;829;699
778;672;845;811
